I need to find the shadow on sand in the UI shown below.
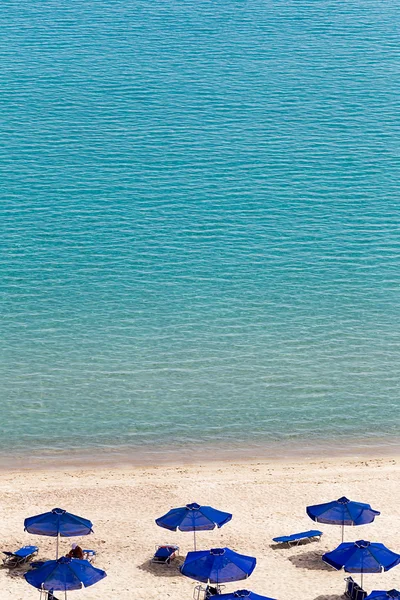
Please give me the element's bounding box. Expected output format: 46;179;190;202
270;539;322;551
313;596;345;600
288;550;333;571
2;564;31;580
138;556;185;578
2;555;55;581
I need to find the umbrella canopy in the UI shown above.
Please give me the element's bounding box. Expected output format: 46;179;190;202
25;556;106;597
25;508;93;537
24;508;93;558
156;502;232;550
322;540;400;587
365;592;400;600
209;589;276;600
181;547;256;584
307;497;380;541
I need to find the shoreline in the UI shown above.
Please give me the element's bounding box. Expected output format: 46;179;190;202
1;454;398;478
1;437;399;472
0;445;400;474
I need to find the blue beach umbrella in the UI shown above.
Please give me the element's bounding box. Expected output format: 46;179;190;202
156;502;232;550
365;591;400;600
25;555;106;599
209;589;276;600
24;508;93;558
322;540;400;587
181;547;256;585
307;497;380;541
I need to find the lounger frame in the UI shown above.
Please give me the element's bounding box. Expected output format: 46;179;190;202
2;545;39;568
82;549;96;563
345;576;367;600
272;529;323;547
193;583;225;600
151;544;179;566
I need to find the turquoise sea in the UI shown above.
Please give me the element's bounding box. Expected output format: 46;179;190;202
1;0;399;464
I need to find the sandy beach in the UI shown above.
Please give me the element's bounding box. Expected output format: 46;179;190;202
1;455;400;599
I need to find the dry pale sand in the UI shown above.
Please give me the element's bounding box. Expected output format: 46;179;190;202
1;455;400;600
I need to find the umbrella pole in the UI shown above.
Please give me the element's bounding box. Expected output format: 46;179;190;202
342;524;344;543
193;528;196;551
56;532;60;559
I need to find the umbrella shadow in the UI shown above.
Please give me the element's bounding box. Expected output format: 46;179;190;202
288;551;333;571
138;556;185;578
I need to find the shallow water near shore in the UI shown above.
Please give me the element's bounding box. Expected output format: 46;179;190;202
1;0;400;461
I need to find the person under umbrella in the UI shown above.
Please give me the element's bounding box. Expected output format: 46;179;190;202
181;547;256;595
24;555;106;600
67;543;84;559
322;540;400;588
307;496;380;542
156;502;232;550
24;508;93;558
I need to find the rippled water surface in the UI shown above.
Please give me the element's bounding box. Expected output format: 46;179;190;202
0;0;399;462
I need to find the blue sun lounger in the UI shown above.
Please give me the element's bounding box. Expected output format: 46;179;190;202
272;529;323;546
151;544;179;565
2;545;39;568
82;549;96;563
